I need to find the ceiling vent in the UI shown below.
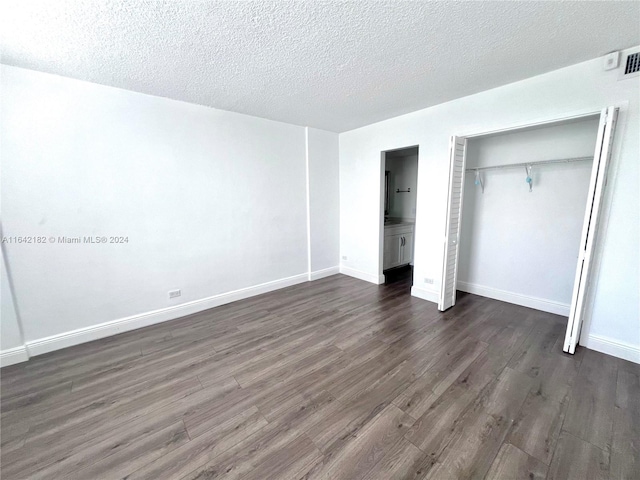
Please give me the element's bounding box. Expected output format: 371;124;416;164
619;49;640;80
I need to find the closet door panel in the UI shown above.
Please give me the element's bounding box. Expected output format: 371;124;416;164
563;106;618;354
439;136;467;311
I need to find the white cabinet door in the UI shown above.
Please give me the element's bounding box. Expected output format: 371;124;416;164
384;234;402;270
384;227;414;270
402;233;414;265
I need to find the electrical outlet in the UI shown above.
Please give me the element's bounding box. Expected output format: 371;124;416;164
424;278;434;284
169;289;181;299
342;255;348;260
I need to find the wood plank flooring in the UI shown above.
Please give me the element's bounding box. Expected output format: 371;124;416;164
1;270;638;479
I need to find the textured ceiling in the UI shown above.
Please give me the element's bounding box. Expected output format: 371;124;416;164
1;1;639;132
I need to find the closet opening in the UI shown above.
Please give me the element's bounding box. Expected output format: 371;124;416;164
379;146;419;286
439;107;618;355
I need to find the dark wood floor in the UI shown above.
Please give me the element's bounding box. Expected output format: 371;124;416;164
1;271;638;479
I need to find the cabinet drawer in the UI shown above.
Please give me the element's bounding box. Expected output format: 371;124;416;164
384;224;414;237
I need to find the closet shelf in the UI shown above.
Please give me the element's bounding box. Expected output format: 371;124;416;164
465;156;592;173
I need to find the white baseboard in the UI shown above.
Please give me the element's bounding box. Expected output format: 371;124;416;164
309;266;340;281
339;266;384;285
25;273;309;358
411;286;439;304
0;346;29;367
582;334;640;364
457;281;570;316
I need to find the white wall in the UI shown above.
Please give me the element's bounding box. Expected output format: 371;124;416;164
1;65;339;358
339;47;640;363
306;127;340;277
386;154;418;219
458;119;599;314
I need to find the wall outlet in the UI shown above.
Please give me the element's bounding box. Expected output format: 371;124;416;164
169;289;181;299
424;278;434;284
342;255;348;260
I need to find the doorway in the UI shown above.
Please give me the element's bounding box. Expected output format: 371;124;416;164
380;146;419;285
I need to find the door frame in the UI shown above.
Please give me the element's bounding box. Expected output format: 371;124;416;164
459;108;603;138
378;145;420;284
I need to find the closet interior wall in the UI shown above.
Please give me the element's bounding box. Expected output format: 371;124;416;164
458;117;600;314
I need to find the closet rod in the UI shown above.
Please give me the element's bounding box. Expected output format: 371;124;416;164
465;156;592;173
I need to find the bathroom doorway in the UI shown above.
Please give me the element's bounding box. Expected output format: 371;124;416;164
380;146;419;285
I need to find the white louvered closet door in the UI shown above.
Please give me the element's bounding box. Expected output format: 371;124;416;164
563;106;618;354
439;136;467;311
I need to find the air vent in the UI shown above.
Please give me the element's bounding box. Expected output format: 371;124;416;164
619;49;640;80
624;52;640;75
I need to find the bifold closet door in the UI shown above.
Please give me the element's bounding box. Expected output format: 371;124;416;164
438;136;467;311
563;106;619;354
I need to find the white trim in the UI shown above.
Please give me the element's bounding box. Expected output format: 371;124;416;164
457;281;570;316
378;152;386;284
411;286;439;304
0;346;29;367
340;265;384;285
25;273;308;357
582;334;640;364
309;266;340;281
460;109;602;138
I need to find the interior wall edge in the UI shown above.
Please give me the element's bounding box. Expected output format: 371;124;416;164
306;127;341;272
582;333;640;365
457;281;570;316
304;127;313;276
